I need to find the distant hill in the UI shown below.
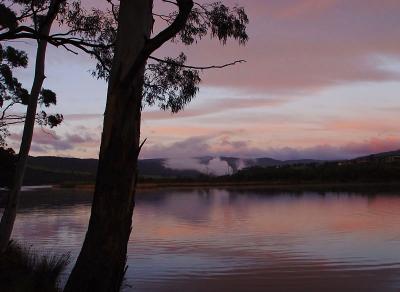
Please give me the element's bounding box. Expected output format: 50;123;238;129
352;149;400;162
24;156;203;185
19;150;400;185
231;150;400;184
23;155;322;185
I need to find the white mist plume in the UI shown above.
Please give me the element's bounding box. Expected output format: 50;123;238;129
236;159;249;171
164;157;232;176
207;158;231;176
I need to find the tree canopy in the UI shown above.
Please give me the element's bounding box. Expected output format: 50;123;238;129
0;43;63;146
95;0;249;113
1;0;249;117
0;0;120;146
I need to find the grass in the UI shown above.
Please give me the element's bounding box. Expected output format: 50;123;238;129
0;241;70;292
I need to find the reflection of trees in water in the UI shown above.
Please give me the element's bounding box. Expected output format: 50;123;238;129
222;185;400;200
1;190;93;212
2;186;400;217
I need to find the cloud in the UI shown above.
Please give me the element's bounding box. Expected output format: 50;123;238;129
272;0;338;19
9;128;99;155
155;0;400;93
143;96;287;120
142;135;214;159
323;118;400;133
142;135;400;161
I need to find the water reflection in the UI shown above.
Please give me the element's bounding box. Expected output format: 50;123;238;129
2;187;400;291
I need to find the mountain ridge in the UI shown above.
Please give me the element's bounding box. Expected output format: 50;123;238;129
21;150;400;185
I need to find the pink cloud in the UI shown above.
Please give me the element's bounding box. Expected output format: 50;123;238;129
151;0;400;93
141;135;400;160
323;118;400;133
273;0;338;19
142;96;287;120
9;127;100;155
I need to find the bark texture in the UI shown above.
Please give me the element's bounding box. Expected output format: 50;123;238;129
0;0;62;252
64;1;154;291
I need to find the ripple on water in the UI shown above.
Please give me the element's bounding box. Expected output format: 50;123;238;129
6;188;400;291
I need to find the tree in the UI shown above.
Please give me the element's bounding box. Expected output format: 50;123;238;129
0;0;66;252
65;0;248;291
0;0;116;252
0;44;28;147
0;43;64;143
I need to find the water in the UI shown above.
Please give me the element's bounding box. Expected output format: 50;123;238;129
2;187;400;291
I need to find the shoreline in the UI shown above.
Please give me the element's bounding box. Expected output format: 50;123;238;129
54;181;400;191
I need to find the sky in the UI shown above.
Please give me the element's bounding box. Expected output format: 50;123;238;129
5;0;400;160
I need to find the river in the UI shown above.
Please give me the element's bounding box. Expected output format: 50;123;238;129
2;187;400;291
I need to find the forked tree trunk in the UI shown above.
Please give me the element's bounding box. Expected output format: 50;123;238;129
64;1;154;291
0;3;60;252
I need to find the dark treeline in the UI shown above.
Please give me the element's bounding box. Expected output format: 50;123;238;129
228;161;400;183
2;150;400;188
7;160;400;188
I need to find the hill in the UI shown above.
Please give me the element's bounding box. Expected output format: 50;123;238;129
231;150;400;184
11;149;400;186
23;156;203;185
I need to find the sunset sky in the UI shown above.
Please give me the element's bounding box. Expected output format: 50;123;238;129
6;0;400;160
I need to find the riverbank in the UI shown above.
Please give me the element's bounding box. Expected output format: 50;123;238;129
54;180;400;192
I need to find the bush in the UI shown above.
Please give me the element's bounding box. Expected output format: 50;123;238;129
0;241;70;292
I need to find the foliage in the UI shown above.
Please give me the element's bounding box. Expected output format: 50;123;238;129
143;1;248;112
0;43;29;107
0;3;18;30
1;0;249;116
0;0;125;145
0;241;70;292
57;0;117;80
81;0;249;113
0;42;28;145
0;43;63;144
144;53;200;113
176;2;249;45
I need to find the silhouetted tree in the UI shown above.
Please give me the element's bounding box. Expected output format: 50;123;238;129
0;0;65;252
0;44;28;146
0;0;115;252
65;1;249;291
0;43;63;141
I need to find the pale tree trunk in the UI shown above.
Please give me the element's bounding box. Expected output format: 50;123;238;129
64;1;154;291
0;2;61;252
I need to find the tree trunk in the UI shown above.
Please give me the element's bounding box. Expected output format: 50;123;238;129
0;10;58;252
64;1;154;291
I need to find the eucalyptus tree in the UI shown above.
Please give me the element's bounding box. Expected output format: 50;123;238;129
0;0;115;251
65;0;249;291
0;43;63;143
0;44;29;147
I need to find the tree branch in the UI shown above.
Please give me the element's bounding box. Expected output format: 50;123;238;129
106;0;118;21
145;0;194;55
149;56;246;70
121;0;194;87
161;0;178;7
1;102;16;120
